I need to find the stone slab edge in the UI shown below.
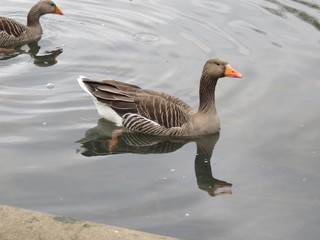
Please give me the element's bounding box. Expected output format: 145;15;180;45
0;205;180;240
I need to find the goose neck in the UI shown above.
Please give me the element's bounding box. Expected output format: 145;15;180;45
27;5;42;27
197;74;218;114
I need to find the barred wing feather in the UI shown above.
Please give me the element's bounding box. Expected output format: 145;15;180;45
134;94;191;128
0;17;26;37
123;113;184;136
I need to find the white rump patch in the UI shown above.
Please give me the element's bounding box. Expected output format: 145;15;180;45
77;76;122;126
94;101;122;126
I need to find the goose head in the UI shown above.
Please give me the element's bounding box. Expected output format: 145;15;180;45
36;0;64;16
203;58;243;79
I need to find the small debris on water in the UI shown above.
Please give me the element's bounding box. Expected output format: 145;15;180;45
46;83;55;89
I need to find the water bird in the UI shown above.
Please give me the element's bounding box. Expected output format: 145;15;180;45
78;58;243;136
0;0;63;47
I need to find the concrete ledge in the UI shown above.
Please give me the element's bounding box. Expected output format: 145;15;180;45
0;205;179;240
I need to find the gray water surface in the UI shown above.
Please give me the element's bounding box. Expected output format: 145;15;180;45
1;0;319;239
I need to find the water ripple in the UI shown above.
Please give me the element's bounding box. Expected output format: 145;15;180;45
1;1;320;239
132;32;160;42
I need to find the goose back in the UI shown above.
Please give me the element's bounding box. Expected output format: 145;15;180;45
0;17;30;46
0;17;26;38
81;79;194;133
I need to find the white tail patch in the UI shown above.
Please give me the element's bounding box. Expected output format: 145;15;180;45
77;76;123;126
77;76;92;94
94;101;122;126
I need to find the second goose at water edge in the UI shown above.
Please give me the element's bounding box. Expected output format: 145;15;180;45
78;57;243;136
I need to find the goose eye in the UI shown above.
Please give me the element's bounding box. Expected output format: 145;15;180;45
216;62;220;66
51;3;55;7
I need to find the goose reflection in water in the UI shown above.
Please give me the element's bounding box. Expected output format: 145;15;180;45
0;40;62;67
77;118;232;197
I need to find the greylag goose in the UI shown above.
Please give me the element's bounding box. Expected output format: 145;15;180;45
0;0;63;47
78;58;243;136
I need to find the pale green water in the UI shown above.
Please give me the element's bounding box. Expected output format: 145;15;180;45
0;0;319;239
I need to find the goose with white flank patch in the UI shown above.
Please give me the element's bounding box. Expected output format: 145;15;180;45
78;58;243;136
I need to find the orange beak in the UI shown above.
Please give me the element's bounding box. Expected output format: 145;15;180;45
224;64;243;78
55;6;64;15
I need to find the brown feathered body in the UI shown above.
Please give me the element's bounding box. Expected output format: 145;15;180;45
0;0;63;47
78;58;243;136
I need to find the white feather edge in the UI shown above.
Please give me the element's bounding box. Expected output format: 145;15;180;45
77;76;123;126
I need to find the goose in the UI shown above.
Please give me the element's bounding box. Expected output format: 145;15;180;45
78;58;243;136
0;0;63;47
